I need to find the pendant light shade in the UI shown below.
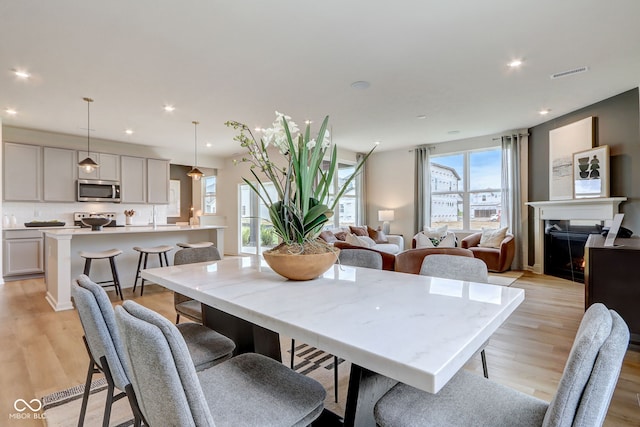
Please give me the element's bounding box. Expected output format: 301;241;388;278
187;120;204;181
78;97;99;173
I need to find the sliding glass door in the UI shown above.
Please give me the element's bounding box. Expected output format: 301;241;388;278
239;182;279;254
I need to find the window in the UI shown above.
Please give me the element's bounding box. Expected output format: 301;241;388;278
239;182;278;254
430;147;502;230
203;175;216;214
323;161;360;227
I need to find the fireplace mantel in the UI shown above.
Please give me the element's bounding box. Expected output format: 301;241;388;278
526;197;627;274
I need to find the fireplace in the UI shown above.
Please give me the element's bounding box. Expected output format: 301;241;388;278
527;198;626;276
544;221;601;283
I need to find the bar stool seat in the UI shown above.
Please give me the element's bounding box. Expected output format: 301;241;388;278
79;249;124;300
176;241;214;248
133;245;173;296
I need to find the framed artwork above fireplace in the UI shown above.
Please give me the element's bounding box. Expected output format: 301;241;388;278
573;145;610;199
549;116;594;200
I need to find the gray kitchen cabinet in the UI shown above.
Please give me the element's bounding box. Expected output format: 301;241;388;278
44;147;77;202
147;158;170;204
121;155;146;203
3;142;42;201
3;229;44;278
78;151;120;181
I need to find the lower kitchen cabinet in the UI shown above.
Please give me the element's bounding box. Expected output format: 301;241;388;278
3;230;44;279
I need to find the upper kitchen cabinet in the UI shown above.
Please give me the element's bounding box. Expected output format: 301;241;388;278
3;142;42;201
77;151;120;181
44;147;77;202
120;155;146;203
147;158;170;204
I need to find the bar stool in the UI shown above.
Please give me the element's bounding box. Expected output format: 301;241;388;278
79;249;124;300
133;245;173;296
176;241;214;248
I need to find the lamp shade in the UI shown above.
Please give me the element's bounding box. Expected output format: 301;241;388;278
378;210;395;222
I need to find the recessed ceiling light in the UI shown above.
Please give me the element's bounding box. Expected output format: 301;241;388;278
539;109;551;115
254;127;263;132
5;108;17;115
163;105;175;112
416;115;427;120
351;81;370;90
125;129;134;135
374;141;381;145
508;59;523;68
13;70;30;79
206;142;212;148
305;120;313;125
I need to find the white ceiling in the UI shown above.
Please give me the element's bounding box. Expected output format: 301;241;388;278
1;0;639;159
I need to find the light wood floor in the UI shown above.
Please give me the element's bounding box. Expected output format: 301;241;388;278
1;272;639;426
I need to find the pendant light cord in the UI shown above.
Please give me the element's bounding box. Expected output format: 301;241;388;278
193;120;199;167
83;97;93;153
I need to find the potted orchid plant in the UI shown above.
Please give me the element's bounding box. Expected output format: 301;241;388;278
225;112;374;279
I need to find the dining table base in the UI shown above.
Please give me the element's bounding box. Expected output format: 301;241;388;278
201;304;394;427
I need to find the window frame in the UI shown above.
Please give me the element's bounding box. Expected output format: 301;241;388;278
429;146;502;231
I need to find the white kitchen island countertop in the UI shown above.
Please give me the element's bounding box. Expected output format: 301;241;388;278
43;224;225;311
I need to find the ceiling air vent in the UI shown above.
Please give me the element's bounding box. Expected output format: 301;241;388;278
550;66;589;79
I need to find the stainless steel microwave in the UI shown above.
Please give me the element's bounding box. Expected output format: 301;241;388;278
77;179;121;202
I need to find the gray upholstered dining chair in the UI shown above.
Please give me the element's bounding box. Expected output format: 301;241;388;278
338;248;383;270
419;253;489;283
71;274;236;427
115;300;327;427
419;254;491;378
173;245;221;324
374;303;629;427
290;248;383;403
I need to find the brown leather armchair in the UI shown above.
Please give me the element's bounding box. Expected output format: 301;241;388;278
333;241;396;271
394;247;474;275
461;232;515;272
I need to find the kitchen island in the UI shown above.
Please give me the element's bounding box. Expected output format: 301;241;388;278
43;225;225;311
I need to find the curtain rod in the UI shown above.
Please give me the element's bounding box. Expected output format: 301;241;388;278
492;132;530;141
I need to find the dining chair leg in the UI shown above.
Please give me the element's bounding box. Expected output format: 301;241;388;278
481;349;489;378
77;359;97;426
333;356;339;402
290;339;296;369
176;313;181;324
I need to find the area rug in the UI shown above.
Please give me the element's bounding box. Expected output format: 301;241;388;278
42;337;349;426
488;270;523;287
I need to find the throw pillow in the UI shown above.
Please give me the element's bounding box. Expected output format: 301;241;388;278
334;231;347;241
367;226;389;243
423;225;448;239
349;225;368;236
415;231;456;248
319;230;338;243
345;233;374;248
478;226;508;248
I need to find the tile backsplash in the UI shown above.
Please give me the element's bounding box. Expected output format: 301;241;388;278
3;201;168;227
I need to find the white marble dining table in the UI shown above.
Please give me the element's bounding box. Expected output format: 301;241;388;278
142;256;524;426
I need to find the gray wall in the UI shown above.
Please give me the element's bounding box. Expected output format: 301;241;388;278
527;88;640;265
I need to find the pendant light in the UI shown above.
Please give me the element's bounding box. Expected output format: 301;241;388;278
187;120;204;181
78;97;99;173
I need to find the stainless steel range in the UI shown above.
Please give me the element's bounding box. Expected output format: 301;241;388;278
74;212;120;228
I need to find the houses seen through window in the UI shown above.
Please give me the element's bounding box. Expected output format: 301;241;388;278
430;147;502;230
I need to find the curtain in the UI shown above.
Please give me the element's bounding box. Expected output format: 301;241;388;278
501;133;526;270
415;146;431;234
356;152;366;226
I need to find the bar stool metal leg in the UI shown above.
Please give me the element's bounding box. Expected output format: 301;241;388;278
133;252;144;294
108;256;123;300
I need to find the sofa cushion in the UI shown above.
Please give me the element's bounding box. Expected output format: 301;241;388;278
319;230;338;243
334;231;347;241
374;243;401;255
423;225;448;238
367;226;389;244
345;233;376;248
479;226;508;248
349;225;368;236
